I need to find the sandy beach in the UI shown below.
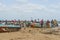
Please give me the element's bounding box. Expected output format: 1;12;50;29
0;27;60;40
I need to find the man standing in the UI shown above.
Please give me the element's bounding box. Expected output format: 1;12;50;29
40;19;44;28
46;20;50;28
51;20;54;27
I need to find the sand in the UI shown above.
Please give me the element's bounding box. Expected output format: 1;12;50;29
0;27;60;40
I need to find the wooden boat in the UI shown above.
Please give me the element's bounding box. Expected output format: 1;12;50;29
0;24;21;32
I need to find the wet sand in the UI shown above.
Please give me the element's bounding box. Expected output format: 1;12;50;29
0;27;60;40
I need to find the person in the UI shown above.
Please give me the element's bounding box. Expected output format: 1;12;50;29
18;19;20;25
46;20;50;28
53;19;58;27
40;19;44;28
34;19;37;23
5;20;7;25
27;21;31;27
38;19;39;23
23;23;26;28
31;21;35;28
20;21;24;27
31;19;33;23
51;20;54;27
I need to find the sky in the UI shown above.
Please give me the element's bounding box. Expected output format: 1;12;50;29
0;0;60;21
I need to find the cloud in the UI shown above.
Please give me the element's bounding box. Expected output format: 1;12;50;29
0;0;50;13
0;2;56;13
5;3;46;13
0;0;60;20
46;4;60;13
0;2;7;11
41;0;48;2
0;0;59;13
16;0;28;3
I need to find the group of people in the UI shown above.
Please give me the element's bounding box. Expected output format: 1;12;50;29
30;19;58;28
12;19;58;28
39;19;58;28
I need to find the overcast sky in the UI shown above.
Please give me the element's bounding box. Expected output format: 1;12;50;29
0;0;60;21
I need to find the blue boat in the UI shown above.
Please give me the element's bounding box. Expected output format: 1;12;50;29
0;24;21;32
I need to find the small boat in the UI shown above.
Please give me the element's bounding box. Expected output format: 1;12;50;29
0;24;21;32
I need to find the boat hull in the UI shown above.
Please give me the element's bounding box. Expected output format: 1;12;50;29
0;27;21;32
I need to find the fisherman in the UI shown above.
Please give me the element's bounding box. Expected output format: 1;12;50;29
46;20;50;28
53;19;58;27
5;20;7;25
40;19;44;28
25;21;28;27
34;19;37;23
20;21;24;28
18;20;20;25
11;20;16;25
27;21;31;27
31;21;35;28
24;20;27;27
31;20;33;23
38;19;39;23
23;22;26;28
51;20;54;27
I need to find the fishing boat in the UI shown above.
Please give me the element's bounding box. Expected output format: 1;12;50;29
0;24;21;32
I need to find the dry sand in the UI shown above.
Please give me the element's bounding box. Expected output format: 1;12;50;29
0;27;60;40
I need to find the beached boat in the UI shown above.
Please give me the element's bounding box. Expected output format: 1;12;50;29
0;24;21;32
